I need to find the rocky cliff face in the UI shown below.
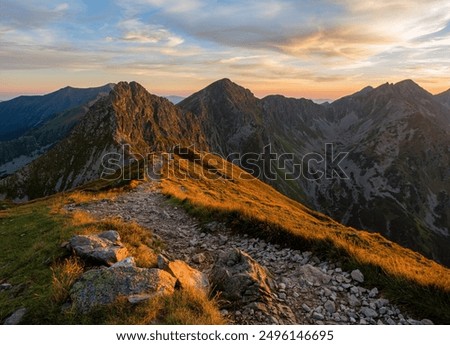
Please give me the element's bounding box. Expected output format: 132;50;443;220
310;80;450;265
179;79;267;155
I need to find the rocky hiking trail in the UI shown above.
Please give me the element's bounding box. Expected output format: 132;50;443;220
70;182;433;325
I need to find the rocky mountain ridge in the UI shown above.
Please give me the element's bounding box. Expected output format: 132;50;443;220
179;79;450;266
435;88;450;109
0;82;207;201
0;79;449;266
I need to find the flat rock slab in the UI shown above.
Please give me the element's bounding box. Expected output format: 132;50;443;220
70;265;176;313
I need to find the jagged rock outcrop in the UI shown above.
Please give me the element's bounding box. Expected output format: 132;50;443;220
68;231;129;266
210;248;274;304
67;235;210;313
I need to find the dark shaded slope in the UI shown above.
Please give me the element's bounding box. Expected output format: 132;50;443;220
0;84;115;141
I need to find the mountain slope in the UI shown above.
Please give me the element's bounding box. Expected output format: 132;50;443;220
0;82;207;201
179;79;450;266
318;80;450;264
0;102;99;177
0;84;115;176
161;150;450;322
0;84;115;141
1;79;449;266
435;88;450;109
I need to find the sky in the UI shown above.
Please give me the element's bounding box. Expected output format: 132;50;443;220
1;0;450;100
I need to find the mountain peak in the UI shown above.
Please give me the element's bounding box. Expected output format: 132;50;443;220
206;78;252;95
111;81;159;104
371;79;431;99
393;79;429;95
179;78;257;116
213;77;233;85
113;80;141;92
394;79;421;90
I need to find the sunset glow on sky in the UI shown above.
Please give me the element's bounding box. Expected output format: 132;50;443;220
1;0;450;100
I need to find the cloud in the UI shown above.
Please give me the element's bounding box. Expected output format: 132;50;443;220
0;0;76;29
1;0;450;98
117;19;184;47
115;0;450;64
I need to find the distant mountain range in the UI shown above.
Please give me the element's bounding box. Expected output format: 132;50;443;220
0;79;449;266
165;95;185;104
179;79;450;265
0;84;114;177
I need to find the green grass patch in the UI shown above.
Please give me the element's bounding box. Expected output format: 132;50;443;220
0;193;224;325
0;200;74;323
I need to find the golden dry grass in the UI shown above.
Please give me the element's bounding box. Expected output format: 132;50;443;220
52;185;160;268
158;287;225;325
161;152;450;292
66;190;119;205
77;288;225;325
96;218;160;268
51;257;84;303
60;179;142;206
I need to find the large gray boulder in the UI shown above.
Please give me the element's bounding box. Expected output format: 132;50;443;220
68;230;129;266
210;249;274;304
70;264;176;313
